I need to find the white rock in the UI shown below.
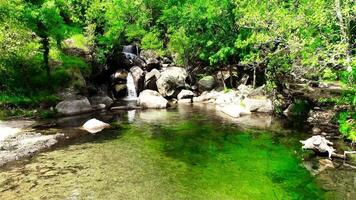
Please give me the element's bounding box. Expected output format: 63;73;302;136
82;118;110;134
300;135;335;158
178;98;192;104
138;89;168;109
177;90;194;100
216;104;251;118
242;97;273;113
215;91;240;105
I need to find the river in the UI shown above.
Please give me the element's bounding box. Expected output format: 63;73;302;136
0;104;354;199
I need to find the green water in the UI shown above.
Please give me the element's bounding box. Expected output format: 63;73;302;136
0;106;327;199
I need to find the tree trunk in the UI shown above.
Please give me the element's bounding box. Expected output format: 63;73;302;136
41;37;50;79
228;64;233;88
253;65;256;88
220;70;226;89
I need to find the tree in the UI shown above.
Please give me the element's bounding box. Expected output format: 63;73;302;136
24;0;67;78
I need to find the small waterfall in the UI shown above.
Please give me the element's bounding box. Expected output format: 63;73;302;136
125;72;137;101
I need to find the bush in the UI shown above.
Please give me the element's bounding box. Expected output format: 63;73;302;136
322;68;337;81
338;111;356;142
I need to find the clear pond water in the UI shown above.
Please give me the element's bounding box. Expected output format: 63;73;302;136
0;105;354;199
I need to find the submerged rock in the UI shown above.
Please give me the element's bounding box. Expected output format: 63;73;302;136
0;130;64;167
82;118;110;134
300;135;335;158
138;89;168;109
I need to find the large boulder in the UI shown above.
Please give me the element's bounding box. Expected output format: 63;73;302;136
56;97;92;115
215;91;240;105
114;84;127;97
156;67;188;97
138;90;168;109
144;69;160;91
242;97;273;113
198;76;216;91
89;95;113;108
111;70;128;82
237;85;253;97
146;58;160;71
66;68;87;92
130;66;144;93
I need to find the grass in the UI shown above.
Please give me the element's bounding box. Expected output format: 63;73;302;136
0;93;60;119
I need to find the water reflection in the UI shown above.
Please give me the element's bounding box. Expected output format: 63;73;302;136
127;110;136;123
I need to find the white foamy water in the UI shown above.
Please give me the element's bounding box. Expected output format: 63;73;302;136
124;72;137;101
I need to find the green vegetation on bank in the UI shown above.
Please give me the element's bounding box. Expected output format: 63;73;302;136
0;0;355;139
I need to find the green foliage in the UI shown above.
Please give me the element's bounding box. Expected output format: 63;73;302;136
338;111;356;142
141;31;164;55
322;68;338;81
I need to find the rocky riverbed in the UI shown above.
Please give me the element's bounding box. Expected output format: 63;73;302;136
0;120;63;166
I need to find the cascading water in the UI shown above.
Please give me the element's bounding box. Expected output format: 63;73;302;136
124;72;138;101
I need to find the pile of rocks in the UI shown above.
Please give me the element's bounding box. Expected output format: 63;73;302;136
191;85;273;118
55;45;274;117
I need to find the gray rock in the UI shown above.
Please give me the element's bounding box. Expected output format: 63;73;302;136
146;58;160;71
312;127;322;135
156;67;188;97
55;97;92;115
242;97;273;113
248;85;266;97
215;91;240;105
111;70;128;82
178;98;192;104
138;90;168;109
144;69;160;91
115;84;127;93
198;76;216;91
283;104;294;117
177;90;194;100
0;132;64;167
89;95;113;108
216;104;251;118
140;49;160;61
237;84;253;97
130;66;144;93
